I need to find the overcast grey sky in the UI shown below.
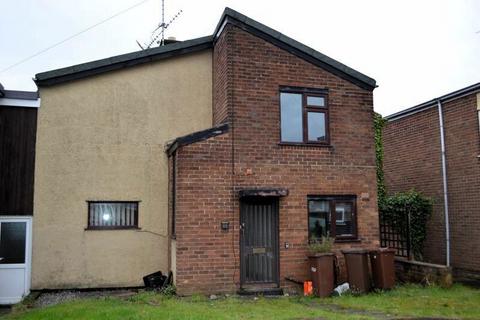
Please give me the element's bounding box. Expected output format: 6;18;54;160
1;0;479;116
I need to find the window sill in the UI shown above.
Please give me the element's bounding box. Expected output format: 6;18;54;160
278;142;333;148
335;238;361;243
85;226;141;231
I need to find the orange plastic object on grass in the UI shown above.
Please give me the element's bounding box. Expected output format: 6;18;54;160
304;281;313;296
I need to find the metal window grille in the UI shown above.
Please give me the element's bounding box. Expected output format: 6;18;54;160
87;202;138;229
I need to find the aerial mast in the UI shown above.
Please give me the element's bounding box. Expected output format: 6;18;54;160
136;0;182;50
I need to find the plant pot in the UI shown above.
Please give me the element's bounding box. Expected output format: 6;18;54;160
308;253;335;297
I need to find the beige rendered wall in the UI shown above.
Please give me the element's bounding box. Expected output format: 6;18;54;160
32;50;212;289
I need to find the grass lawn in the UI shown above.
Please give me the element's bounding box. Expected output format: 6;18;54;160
4;284;479;320
321;284;480;319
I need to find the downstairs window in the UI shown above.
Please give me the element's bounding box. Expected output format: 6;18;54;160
87;201;139;229
308;196;357;240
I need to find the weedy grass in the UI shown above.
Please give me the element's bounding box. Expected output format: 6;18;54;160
5;284;479;320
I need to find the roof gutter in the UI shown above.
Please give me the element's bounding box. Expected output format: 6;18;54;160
437;99;450;267
477;93;480;141
386;82;480;122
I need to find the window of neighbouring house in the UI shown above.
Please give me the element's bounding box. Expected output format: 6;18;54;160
87;201;139;229
280;88;329;144
308;196;357;240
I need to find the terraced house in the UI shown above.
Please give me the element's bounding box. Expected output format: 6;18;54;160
0;8;379;299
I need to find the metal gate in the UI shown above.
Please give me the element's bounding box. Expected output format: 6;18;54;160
240;197;279;286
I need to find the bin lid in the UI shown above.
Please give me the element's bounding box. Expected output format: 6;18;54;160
370;247;396;254
341;248;369;254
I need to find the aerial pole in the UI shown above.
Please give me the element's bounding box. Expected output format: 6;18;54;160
136;0;182;50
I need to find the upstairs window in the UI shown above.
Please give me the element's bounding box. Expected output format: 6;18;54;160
308;196;357;240
280;88;329;144
87;201;139;230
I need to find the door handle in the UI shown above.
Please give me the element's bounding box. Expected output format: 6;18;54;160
240;223;245;234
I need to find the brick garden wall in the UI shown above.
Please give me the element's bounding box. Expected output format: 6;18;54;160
174;23;379;295
395;258;452;287
383;93;480;275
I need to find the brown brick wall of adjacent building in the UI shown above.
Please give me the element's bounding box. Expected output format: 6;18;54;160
383;107;446;264
383;93;480;275
174;24;379;295
442;94;480;273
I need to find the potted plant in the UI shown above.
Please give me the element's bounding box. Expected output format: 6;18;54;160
307;235;335;297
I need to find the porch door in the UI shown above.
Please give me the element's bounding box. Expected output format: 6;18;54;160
0;217;32;305
240;197;279;286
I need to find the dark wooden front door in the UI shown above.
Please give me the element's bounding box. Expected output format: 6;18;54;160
240;197;279;286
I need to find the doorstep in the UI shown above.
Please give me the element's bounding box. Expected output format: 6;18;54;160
237;286;284;296
0;306;11;317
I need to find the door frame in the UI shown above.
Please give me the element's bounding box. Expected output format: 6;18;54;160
239;197;280;287
0;216;32;304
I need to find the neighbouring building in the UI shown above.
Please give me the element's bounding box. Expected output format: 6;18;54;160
3;8;379;297
0;83;39;304
383;83;480;280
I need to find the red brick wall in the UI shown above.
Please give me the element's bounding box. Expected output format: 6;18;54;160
212;25;232;126
174;24;379;295
174;133;236;295
443;94;480;273
383;107;446;264
383;93;480;274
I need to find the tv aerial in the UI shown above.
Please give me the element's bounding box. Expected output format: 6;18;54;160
136;0;182;49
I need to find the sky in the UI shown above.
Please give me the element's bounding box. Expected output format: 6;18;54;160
0;0;479;116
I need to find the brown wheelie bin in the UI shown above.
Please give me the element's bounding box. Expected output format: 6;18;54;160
341;249;371;293
308;253;335;297
370;248;396;289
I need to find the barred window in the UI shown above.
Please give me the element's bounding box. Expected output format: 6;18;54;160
87;201;139;229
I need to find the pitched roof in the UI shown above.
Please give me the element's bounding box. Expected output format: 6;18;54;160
35;36;213;86
0;84;39;108
214;8;376;90
165;123;229;156
385;82;480;121
0;83;38;100
35;8;376;90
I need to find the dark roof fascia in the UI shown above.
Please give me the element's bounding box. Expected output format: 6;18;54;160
385;82;480;122
34;36;214;87
166;123;229;156
213;8;377;91
238;188;289;198
0;90;39;100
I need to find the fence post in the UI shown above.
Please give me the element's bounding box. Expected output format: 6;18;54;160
406;206;412;260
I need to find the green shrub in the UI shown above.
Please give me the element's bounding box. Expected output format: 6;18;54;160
381;190;433;260
308;235;334;254
158;285;176;297
374;112;387;206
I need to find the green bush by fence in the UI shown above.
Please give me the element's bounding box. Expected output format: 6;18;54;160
375;113;433;260
381;190;433;260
